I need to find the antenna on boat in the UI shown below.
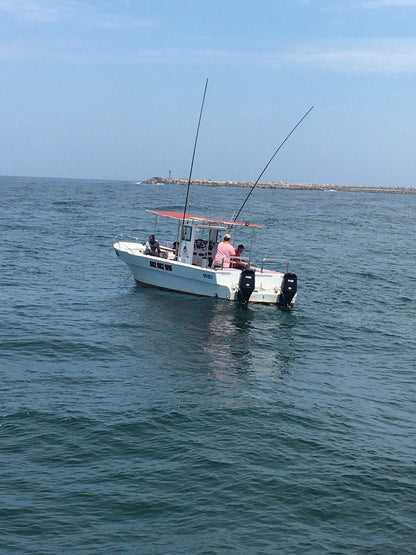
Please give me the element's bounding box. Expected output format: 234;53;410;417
181;78;209;231
233;105;314;222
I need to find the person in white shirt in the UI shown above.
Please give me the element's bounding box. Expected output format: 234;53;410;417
144;235;161;256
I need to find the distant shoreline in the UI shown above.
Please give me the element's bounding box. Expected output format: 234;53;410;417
142;177;416;194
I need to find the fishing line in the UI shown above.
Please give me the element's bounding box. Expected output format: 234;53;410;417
233;106;314;222
181;79;209;231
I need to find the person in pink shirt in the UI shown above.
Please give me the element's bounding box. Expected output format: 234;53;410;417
213;233;236;268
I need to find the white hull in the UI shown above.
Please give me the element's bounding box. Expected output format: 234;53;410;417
114;241;295;305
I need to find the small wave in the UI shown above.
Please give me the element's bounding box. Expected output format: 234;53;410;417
0;338;115;361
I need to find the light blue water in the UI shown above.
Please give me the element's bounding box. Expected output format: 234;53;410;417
1;176;416;553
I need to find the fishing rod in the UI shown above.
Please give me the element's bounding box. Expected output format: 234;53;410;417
181;78;209;232
233;105;314;222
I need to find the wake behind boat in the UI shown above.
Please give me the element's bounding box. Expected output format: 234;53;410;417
114;209;297;307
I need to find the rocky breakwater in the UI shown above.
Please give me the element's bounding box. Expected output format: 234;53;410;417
142;177;416;194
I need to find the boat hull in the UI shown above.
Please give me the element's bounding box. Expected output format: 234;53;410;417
114;241;296;306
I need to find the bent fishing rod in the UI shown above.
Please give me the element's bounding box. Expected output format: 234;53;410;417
233;105;314;222
181;78;209;231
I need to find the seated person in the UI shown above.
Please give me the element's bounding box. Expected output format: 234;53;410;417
212;233;235;268
144;234;161;256
232;244;248;269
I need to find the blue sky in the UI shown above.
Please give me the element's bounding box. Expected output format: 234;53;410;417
1;0;416;187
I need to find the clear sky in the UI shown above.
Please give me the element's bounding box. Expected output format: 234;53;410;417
1;0;416;187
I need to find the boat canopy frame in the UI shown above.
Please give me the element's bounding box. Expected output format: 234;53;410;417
145;208;264;268
146;209;265;229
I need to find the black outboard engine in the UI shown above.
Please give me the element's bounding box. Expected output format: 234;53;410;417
277;273;297;308
236;268;255;303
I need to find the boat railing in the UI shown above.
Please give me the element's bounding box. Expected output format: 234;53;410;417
229;255;251;268
214;255;251;270
114;234;141;243
113;234;144;254
260;258;289;273
114;235;178;258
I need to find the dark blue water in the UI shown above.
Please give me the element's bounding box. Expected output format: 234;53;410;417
1;176;416;553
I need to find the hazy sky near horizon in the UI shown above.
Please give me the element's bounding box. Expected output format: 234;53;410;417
1;0;416;187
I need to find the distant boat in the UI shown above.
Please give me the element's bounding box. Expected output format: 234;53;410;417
114;209;297;307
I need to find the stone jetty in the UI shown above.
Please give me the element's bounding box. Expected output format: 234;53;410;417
142;177;416;194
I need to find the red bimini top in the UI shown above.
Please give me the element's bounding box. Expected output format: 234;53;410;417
146;209;265;228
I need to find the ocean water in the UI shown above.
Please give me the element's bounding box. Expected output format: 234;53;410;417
1;175;416;554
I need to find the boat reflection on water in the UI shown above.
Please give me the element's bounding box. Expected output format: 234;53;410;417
201;301;299;384
126;287;298;382
202;302;254;374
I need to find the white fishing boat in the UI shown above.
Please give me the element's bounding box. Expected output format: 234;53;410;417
114;81;310;307
113;209;297;307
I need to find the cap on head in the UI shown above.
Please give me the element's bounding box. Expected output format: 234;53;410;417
224;233;231;240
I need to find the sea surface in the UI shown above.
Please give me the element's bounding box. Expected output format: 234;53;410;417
1;175;416;554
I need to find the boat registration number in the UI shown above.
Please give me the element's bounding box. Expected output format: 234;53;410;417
149;261;172;271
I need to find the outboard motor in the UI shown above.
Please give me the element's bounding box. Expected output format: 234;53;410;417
277;273;297;308
236;268;255;303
